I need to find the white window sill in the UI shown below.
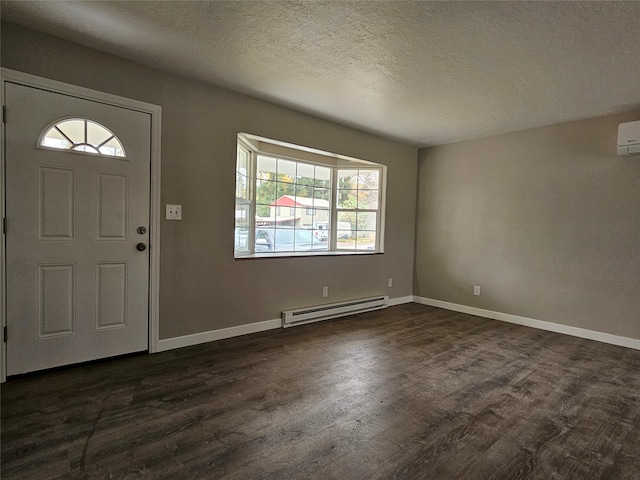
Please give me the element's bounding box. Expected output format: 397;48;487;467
235;250;382;260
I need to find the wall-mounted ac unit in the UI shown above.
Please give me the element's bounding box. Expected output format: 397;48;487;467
617;120;640;156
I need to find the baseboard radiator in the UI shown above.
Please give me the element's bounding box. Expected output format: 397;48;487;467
282;295;389;328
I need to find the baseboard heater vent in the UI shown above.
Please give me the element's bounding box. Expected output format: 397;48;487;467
282;295;389;328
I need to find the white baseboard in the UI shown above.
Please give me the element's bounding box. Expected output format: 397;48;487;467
157;318;282;352
413;296;640;351
388;295;414;306
157;295;415;353
158;293;638;355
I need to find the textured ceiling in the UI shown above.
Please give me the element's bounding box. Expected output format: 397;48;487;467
2;1;639;147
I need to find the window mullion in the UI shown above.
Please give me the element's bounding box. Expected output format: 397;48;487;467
329;167;338;251
249;148;257;254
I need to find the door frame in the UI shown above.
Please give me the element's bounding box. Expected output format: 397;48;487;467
0;68;162;382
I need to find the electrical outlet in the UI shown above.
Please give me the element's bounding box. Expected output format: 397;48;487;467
473;285;481;296
388;278;393;288
322;286;329;298
166;204;182;220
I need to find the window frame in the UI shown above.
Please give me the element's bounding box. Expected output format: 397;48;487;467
334;167;383;252
235;142;254;255
235;133;386;258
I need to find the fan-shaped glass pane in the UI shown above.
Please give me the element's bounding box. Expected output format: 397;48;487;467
99;137;125;157
41;119;126;158
87;121;112;146
56;119;84;144
72;144;100;154
41;127;72;150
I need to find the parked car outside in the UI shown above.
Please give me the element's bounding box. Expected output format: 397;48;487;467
255;227;328;253
314;230;328;241
312;221;353;240
336;221;353;239
313;221;329;241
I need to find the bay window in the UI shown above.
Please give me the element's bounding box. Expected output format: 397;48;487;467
235;133;386;257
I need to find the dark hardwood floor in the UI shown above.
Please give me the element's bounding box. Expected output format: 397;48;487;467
2;303;640;479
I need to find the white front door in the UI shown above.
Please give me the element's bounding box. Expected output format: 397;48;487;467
5;81;151;375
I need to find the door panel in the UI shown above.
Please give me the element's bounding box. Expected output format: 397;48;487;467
39;166;75;240
97;173;128;239
37;264;75;337
5;82;151;375
96;262;127;329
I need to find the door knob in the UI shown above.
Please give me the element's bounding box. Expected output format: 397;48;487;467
136;243;147;251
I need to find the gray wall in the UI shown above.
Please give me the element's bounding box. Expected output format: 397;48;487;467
2;22;418;339
415;111;640;339
5;21;638;344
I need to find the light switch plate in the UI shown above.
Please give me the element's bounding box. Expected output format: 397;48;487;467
166;204;182;220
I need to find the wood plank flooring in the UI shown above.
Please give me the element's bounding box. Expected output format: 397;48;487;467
2;303;640;479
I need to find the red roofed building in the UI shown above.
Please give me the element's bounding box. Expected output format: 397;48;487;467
257;195;329;227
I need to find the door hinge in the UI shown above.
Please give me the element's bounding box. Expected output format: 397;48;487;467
2;105;5;124
2;218;6;235
3;326;6;343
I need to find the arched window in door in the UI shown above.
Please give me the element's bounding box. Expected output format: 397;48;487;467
40;118;126;157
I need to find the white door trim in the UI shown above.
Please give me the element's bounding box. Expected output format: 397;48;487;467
0;68;162;382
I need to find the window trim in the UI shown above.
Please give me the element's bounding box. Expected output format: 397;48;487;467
235;133;386;258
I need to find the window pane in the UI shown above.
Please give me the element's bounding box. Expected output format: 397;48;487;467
357;211;377;231
337;189;357;209
291;207;307;228
313;208;330;224
294;184;314;204
274;228;294;248
277;159;296;183
313;197;330;211
296;162;315;184
313;223;330;242
73;144;99;153
315;166;332;188
355;231;376;251
87;121;112;146
235;203;250;252
255;229;272;252
237;146;249;176
235;173;247;199
337;212;354;229
257;155;277;176
256;206;270;219
99;137;125;157
336;212;355;249
294;228;313;251
44;126;67;141
234;226;249;252
42;134;72;150
256;180;276;206
357;169;380;189
314;188;330;203
338;169;357;187
357;189;379;209
56;119;85;144
276;182;295;199
275;205;296;226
